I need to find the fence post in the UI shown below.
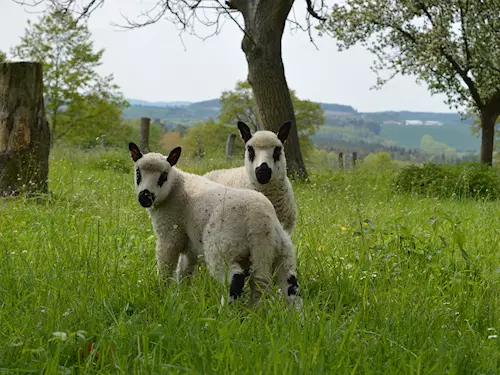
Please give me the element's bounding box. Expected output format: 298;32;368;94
100;135;105;147
225;133;236;157
338;152;344;170
140;117;150;152
352;152;357;167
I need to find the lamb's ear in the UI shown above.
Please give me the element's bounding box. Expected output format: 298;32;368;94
277;121;292;143
129;142;143;162
167;146;182;166
237;121;252;143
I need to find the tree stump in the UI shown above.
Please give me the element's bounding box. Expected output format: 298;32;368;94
0;62;50;196
140;117;150;152
225;133;236;157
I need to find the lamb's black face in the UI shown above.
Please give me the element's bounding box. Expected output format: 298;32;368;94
238;121;291;186
128;143;182;209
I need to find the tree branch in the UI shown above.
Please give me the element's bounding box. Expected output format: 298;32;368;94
417;2;483;108
459;0;471;71
305;0;326;22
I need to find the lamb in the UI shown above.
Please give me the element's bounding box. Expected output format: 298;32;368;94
128;142;301;308
203;121;297;234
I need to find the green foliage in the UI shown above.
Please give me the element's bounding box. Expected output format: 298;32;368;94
1;146;500;373
420;135;458;162
219;80;325;156
87;150;132;174
181;119;244;158
11;7;128;143
0;50;7;62
362;152;393;170
322;0;500;114
394;162;500;200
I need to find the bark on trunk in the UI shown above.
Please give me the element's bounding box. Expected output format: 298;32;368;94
237;0;308;179
480;110;498;166
0;62;50;196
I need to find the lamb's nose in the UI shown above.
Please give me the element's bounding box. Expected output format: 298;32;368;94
255;163;272;184
138;189;155;207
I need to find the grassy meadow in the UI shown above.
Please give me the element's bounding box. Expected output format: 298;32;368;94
1;146;499;374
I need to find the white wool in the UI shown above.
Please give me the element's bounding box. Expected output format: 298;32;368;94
131;149;301;308
203;129;297;234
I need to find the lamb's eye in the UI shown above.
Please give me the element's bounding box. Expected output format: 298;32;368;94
247;146;255;162
273;146;282;162
136;168;141;185
158;171;168;187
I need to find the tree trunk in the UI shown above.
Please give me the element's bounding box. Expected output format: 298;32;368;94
0;62;50;196
236;0;308;179
479;94;500;166
140;117;150;152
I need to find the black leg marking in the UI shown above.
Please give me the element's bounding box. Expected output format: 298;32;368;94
287;275;300;297
229;273;246;303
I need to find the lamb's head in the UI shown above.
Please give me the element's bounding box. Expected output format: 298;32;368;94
128;142;181;208
238;121;291;185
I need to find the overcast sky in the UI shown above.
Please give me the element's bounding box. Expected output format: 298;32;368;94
0;0;455;112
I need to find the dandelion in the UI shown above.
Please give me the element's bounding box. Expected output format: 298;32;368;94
340;226;347;231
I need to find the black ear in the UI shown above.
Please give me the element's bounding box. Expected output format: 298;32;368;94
277;121;291;143
167;146;182;166
237;121;252;143
129;142;143;162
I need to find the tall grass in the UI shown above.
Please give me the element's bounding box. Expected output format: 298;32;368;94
0;146;499;374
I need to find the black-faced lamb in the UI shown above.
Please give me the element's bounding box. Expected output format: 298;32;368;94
203;121;297;234
128;142;301;308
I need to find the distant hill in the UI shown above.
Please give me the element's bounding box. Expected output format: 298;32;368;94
122;98;480;153
127;98;192;107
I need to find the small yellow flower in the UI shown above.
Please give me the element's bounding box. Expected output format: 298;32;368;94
340;226;347;231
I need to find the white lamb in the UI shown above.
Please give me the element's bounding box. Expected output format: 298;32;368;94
203;121;297;234
128;142;301;308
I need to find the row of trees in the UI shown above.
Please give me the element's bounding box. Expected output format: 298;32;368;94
4;0;499;194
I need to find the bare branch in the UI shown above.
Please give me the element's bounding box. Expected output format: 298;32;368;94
459;0;471;71
305;0;326;22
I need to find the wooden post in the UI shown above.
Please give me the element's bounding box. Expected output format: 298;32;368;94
100;135;105;147
0;62;50;196
140;117;150;152
352;152;357;167
225;133;236;157
338;152;344;170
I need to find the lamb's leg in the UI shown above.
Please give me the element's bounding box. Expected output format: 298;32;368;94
156;239;183;282
276;264;302;311
228;264;246;304
176;251;198;282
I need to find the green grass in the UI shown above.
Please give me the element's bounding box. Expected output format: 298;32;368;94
1;147;499;374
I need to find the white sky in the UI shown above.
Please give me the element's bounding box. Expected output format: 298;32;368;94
0;0;455;112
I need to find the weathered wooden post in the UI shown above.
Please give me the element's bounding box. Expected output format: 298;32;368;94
225;133;236;157
0;62;50;196
140;117;150;152
338;152;344;170
352;152;357;167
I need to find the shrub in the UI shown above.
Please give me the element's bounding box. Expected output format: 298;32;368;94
87;150;132;174
394;162;500;200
